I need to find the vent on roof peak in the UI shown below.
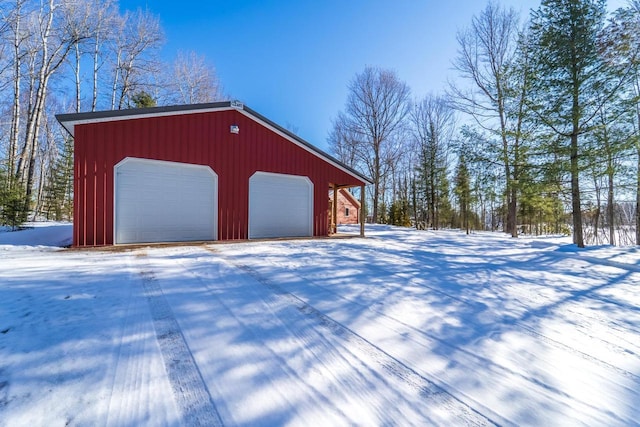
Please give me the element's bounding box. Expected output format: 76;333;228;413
231;100;244;110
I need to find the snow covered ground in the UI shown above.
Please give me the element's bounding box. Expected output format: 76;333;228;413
1;224;639;426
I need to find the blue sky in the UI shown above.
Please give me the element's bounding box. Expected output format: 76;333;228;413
118;0;624;151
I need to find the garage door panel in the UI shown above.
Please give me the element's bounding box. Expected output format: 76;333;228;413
249;172;313;239
115;158;217;244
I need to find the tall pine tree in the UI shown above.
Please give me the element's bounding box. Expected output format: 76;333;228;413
528;0;625;247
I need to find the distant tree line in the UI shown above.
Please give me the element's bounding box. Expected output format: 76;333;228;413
0;0;224;228
330;0;640;247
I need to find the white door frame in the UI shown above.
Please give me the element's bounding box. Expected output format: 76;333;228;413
113;157;218;244
248;171;313;239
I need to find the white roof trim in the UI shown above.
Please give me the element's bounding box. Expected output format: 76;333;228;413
57;102;372;185
235;109;369;185
60;106;235;137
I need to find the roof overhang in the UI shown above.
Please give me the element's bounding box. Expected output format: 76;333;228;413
56;101;373;186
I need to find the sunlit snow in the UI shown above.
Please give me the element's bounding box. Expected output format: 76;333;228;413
1;223;639;426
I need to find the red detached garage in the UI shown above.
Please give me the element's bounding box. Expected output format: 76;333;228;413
56;101;371;247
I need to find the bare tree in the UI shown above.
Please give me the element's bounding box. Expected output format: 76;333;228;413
339;66;411;222
380;128;410;214
160;50;223;105
328;112;361;168
109;8;163;110
450;2;528;238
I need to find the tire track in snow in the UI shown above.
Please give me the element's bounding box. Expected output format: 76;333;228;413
106;254;182;426
321;242;640;384
235;248;633;425
173;259;355;425
106;256;150;426
222;257;499;427
138;265;224;427
172;255;416;425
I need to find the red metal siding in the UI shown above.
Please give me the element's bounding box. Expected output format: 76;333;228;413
73;109;365;246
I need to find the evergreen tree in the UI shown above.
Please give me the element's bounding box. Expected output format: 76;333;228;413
42;137;74;221
388;201;400;226
0;166;28;230
457;125;503;231
387;198;411;227
528;0;625;247
539;140;571;234
410;95;454;230
130;90;157;108
378;201;388;224
518;161;556;235
454;152;472;234
436;173;453;229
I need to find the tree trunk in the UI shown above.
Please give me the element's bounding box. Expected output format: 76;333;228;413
504;170;514;237
593;175;601;245
92;34;100;112
601;112;615;246
75;42;81;112
607;171;615;246
34;157;47;219
570;133;584;247
411;178;418;229
372;140;380;222
14;70;37;185
429;135;437;229
509;185;517;237
111;51;120;110
8;0;24;189
498;85;515;238
23;85;48;216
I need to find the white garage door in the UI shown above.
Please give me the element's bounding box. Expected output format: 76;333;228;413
249;172;313;239
115;158;217;244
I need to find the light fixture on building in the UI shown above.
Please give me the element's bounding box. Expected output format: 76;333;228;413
230;125;239;134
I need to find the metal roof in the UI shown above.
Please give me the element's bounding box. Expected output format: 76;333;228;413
56;101;373;185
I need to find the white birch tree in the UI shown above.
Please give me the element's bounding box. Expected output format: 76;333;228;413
14;0;91;216
109;8;163;110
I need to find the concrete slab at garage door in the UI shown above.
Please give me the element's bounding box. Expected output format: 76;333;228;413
249;171;313;239
115;158;217;244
